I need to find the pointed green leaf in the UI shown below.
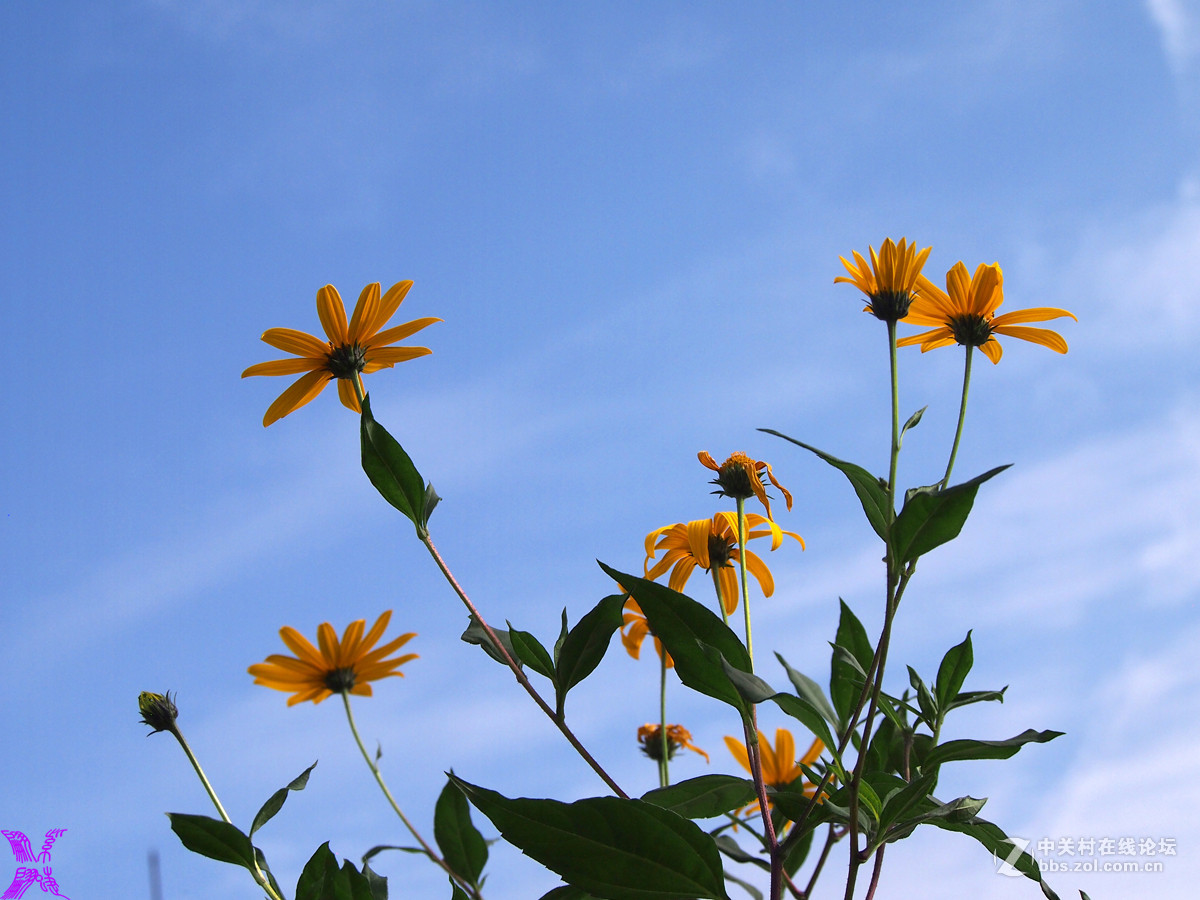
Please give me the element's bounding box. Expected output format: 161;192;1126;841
775;653;837;726
830;600;874;725
250;760;318;838
899;407;927;446
923;729;1064;768
508;623;557;682
769;693;839;766
362;862;388;900
928;814;1061;899
167;814;256;871
555;594;627;703
890;465;1009;564
761;430;890;540
641;775;758;820
360;395;430;537
599;563;750;714
935;632;974;712
553;609;569;666
944;687;1007;712
713;835;769;871
539;887;600;900
295;843;374;900
451;776;731;900
907;666;938;725
435;778;489;886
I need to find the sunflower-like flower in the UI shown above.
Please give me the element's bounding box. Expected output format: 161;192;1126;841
725;728;825;818
835;237;933;322
242;280;441;426
898;261;1076;364
249;611;417;706
637;723;710;762
644;513;803;615
621;598;672;668
698;452;793;520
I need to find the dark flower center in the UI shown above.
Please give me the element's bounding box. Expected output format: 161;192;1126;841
326;343;367;379
711;456;761;501
324;666;357;693
867;289;914;322
948;314;994;348
639;728;680;762
708;534;735;569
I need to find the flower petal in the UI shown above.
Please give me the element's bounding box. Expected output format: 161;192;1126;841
370;280;415;335
242;358;326;378
260;328;330;358
262;371;330;426
363;346;433;366
992;324;1069;353
348;282;381;343
316;284;349;345
364;317;443;350
990;307;1077;327
337;377;362;412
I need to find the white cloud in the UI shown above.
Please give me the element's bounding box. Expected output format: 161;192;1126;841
1146;0;1200;76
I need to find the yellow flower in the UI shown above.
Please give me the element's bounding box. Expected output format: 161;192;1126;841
621;598;673;668
835;237;933;322
697;451;793;521
725;728;825;817
898;261;1076;364
242;280;441;426
637;723;710;762
248;611;417;706
644;513;803;615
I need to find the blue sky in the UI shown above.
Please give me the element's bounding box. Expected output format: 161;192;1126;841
3;1;1199;898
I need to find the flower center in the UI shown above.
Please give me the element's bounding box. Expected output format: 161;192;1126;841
324;666;357;693
712;453;760;501
326;343;367;379
707;533;735;569
868;289;914;322
948;313;994;347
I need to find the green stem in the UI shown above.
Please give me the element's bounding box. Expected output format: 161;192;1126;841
169;728;284;900
658;655;670;788
886;320;900;501
736;498;753;670
940;345;974;490
711;566;729;625
421;534;629;799
341;693;481;899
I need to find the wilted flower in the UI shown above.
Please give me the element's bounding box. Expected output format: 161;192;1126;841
698;451;792;521
638;723;709;762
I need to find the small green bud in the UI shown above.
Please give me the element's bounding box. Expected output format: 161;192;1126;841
138;691;179;735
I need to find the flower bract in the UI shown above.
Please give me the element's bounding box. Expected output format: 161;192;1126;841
898;261;1076;363
698;451;793;520
835;237;933;322
637;723;710;762
644;512;803;615
242;280;441;426
248;611;417;705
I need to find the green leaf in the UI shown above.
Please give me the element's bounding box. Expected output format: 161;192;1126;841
944;687;1007;712
435;777;489;886
927;814;1060;899
167;814;256;871
451;776;731;900
907;666;938;725
923;729;1064;768
712;835;769;871
876;773;938;833
360;395;431;538
362;862;388;900
250;760;318;838
889;465;1009;564
508;623;557;682
775;654;837;726
782;825;814;878
722;871;763;900
760;430;890;540
641;775;758;820
935;632;974;712
830;600;874;726
769;694;839;766
898;406;927;446
553;609;569;665
539;888;601;900
599;563;751;714
461;615;519;667
295;843;374;900
555;594;627;705
715;651;776;704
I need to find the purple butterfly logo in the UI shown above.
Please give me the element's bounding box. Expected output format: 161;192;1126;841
1;831;68;899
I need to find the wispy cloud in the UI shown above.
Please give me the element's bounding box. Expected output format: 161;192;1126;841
1146;0;1200;77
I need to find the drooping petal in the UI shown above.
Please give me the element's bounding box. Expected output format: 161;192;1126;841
316;284;349;345
724;736;752;773
262;371;330;427
980;338;1004;364
717;566;738;614
667;556;698;594
743;550;775;597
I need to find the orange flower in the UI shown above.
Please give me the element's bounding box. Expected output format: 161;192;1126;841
242;280;440;426
698;451;793;521
621;598;672;668
835;237;933;322
899;261;1076;364
248;612;417;706
644;513;803;615
725;728;825;818
637;724;710;762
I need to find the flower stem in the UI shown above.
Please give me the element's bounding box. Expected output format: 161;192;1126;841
169;727;284;900
711;567;729;625
340;692;481;899
658;655;670;788
886;320;900;501
940;345;975;489
736;498;753;670
421;534;629;799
